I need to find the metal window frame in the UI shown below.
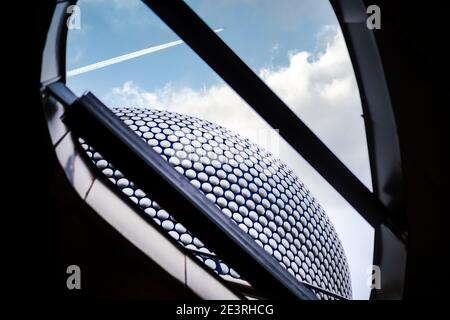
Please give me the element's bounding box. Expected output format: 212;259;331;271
40;0;407;300
139;0;404;241
139;0;407;299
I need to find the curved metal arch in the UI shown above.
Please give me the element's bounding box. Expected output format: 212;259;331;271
330;0;406;299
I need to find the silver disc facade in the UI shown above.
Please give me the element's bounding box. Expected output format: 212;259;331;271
80;107;352;300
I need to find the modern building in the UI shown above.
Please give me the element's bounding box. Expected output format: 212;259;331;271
80;107;352;300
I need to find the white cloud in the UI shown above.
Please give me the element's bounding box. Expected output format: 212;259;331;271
105;27;370;188
259;28;371;189
103;26;374;299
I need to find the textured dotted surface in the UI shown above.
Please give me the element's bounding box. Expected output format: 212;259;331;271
79;107;352;299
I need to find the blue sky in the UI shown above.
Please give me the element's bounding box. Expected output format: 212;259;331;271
66;0;374;300
67;0;336;95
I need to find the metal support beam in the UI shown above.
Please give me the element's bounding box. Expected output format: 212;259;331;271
141;0;404;241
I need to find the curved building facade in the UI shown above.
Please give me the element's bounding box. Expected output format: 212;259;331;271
80;107;352;300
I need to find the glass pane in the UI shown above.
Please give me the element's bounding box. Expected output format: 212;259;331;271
184;0;373;190
66;0;373;299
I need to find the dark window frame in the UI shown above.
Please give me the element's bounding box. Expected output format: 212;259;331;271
41;0;406;300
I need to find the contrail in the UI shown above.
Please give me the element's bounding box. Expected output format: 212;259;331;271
67;28;224;78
